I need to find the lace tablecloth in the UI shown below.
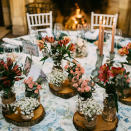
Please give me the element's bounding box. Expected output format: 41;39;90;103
0;33;131;131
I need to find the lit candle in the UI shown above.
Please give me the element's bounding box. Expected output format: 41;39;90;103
111;24;115;53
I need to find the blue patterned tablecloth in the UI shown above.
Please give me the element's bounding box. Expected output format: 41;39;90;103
0;33;131;131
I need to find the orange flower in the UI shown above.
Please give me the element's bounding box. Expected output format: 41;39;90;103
118;47;129;56
38;42;44;51
127;42;131;49
69;43;75;51
110;67;125;77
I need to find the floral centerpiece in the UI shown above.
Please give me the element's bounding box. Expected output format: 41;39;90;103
14;97;40;120
74;38;87;57
64;60;84;81
0;58;23;103
77;97;103;129
24;77;42;100
73;79;94;100
48;68;67;91
38;33;75;69
97;60;130;121
118;42;131;64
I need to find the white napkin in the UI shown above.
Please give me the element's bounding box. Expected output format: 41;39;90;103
85;29;99;40
41;28;53;37
2;38;22;46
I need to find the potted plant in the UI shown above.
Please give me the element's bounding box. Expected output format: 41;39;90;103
0;58;23;104
118;42;131;64
24;77;42;101
38;33;75;69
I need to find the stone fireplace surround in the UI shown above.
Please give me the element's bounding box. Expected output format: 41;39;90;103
1;0;131;37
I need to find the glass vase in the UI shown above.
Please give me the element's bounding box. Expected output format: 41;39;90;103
2;89;16;105
102;94;117;122
52;58;62;70
25;90;40;102
126;56;131;65
84;115;97;130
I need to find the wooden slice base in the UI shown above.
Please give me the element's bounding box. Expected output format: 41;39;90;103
73;112;118;131
3;104;45;127
119;96;131;105
49;79;77;99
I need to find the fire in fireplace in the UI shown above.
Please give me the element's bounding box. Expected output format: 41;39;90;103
65;3;87;30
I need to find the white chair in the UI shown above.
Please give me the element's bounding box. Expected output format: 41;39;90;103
26;11;53;33
91;12;118;33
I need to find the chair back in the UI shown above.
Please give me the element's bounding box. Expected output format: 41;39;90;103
91;12;118;33
27;11;52;33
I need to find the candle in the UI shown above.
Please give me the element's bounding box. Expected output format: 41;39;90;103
111;24;115;53
100;26;104;56
98;23;102;50
98;17;102;50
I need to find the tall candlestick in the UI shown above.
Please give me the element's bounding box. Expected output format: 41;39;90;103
111;24;115;53
100;26;104;56
98;21;102;50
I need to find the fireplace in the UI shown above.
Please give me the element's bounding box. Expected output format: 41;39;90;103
51;0;108;29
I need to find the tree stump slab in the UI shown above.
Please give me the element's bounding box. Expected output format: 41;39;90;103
73;112;118;131
3;104;45;127
49;79;77;99
119;96;131;105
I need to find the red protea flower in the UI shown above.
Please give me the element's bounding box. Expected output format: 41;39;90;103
3;80;11;87
0;60;5;65
98;64;110;83
12;65;19;72
3;63;8;70
7;58;13;66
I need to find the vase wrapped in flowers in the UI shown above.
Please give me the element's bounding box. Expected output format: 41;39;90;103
48;68;67;91
77;97;103;129
97;60;130;121
118;42;131;64
24;77;42;101
0;58;23;104
14;97;40;120
38;33;75;69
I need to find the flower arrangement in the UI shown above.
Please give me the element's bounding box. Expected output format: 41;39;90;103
0;58;23;98
73;79;94;99
48;68;67;87
77;97;103;121
75;38;87;57
97;60;130;111
38;33;75;67
24;77;42;99
14;97;40;119
64;60;85;81
118;42;131;63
